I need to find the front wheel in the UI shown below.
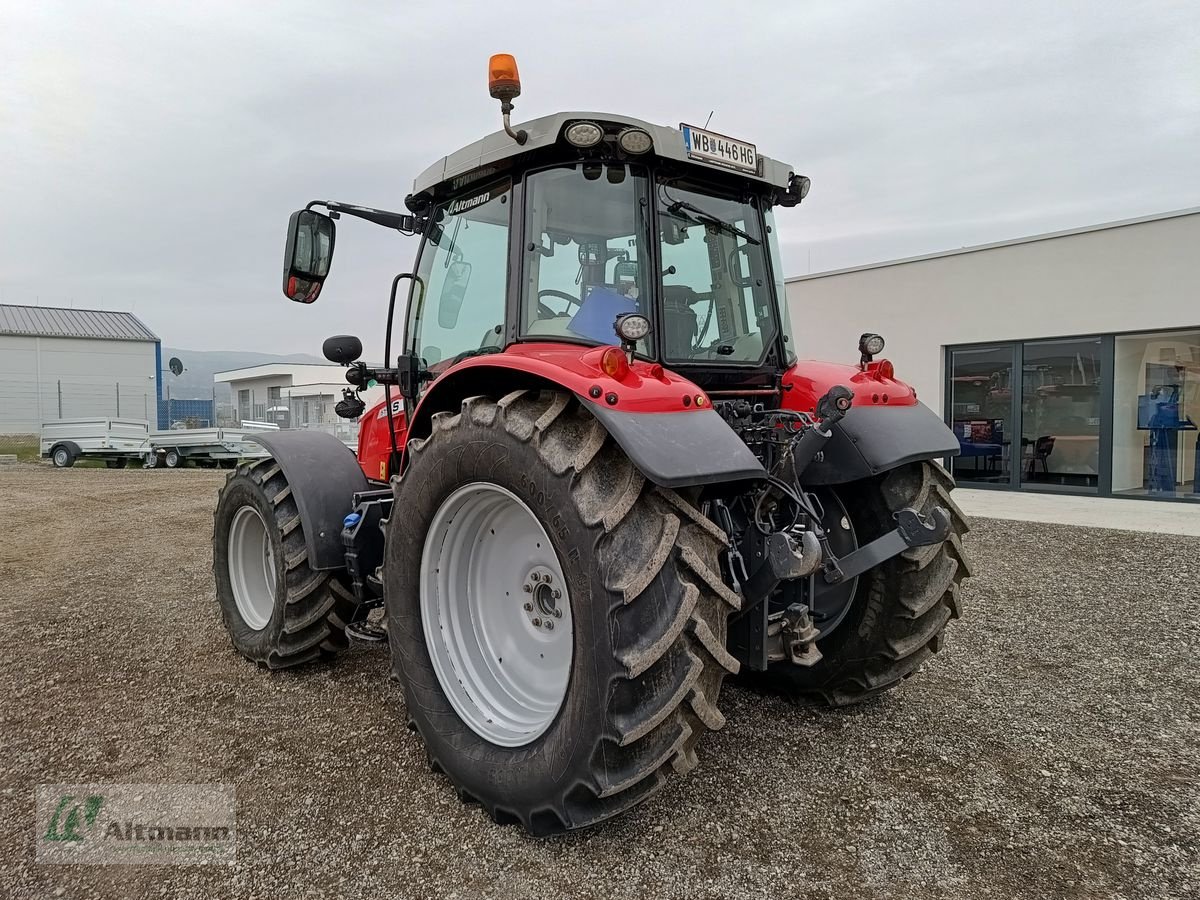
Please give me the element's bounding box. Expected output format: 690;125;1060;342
212;457;356;668
386;391;740;835
164;448;183;468
51;446;75;468
745;461;971;705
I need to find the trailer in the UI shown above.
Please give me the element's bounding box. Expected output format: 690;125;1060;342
40;419;279;469
144;422;279;469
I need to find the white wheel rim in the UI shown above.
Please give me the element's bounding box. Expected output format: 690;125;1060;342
420;482;573;747
228;505;277;631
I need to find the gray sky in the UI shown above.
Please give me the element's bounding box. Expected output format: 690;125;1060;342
3;0;1198;358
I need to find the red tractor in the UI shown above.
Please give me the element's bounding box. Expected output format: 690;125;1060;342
212;55;970;835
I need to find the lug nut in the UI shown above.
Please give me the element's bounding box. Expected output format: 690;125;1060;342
523;584;532;593
542;573;552;583
523;602;533;612
553;608;562;618
531;618;541;627
552;589;561;599
545;621;554;631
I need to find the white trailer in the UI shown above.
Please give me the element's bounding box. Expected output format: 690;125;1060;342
40;419;279;469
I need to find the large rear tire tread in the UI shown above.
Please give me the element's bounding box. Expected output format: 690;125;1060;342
212;457;356;670
392;391;738;834
746;461;971;707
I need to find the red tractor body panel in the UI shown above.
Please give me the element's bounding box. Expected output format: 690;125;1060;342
356;397;407;481
354;341;710;481
354;348;924;482
432;342;710;413
781;358;918;416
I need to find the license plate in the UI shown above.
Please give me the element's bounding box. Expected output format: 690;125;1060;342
681;124;758;174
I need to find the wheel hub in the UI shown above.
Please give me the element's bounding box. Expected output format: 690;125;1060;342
521;566;563;631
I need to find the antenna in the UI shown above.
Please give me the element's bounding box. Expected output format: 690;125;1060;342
703;110;714;130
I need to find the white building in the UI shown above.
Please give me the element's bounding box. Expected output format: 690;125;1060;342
215;363;383;435
786;207;1200;503
0;304;161;435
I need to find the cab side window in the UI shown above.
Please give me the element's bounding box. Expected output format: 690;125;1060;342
409;181;511;368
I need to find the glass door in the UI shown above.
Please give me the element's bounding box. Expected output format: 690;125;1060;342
948;345;1015;485
1020;338;1102;492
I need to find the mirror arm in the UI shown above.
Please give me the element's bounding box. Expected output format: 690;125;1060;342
305;200;424;234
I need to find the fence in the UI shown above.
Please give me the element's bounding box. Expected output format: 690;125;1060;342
0;376;214;433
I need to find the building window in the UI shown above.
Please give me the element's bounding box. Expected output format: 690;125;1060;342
947;328;1199;501
237;389;251;422
1113;329;1200;499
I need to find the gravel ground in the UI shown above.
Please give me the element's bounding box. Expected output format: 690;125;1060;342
0;464;1196;899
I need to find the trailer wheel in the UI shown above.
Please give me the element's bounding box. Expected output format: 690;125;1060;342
51;446;75;468
386;391;739;835
212;457;356;668
164;449;183;468
105;458;128;469
746;462;971;705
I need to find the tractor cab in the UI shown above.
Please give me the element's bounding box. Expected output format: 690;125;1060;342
283;54;812;422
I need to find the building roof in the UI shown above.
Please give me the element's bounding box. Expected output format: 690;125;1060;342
786;206;1200;283
214;363;345;383
0;303;159;341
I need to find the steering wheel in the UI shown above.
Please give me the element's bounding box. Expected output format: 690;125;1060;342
537;289;581;319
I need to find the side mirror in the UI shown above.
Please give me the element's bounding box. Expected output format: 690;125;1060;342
322;334;362;365
283;209;336;303
437;261;472;328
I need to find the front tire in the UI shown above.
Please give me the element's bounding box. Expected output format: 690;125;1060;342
212;457;356;668
386;391;740;835
746;462;971;705
51;446;75;468
164;448;183;468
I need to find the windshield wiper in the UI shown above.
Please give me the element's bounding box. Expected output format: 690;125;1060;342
666;200;760;245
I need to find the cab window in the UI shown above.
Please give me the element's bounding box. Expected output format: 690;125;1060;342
409;180;511;369
520;164;652;355
657;182;777;365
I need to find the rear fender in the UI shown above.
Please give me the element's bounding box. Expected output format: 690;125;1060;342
802;403;961;485
246;431;369;571
781;359;957;484
406;343;765;489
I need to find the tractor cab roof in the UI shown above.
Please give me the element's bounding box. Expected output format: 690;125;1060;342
408;111;799;210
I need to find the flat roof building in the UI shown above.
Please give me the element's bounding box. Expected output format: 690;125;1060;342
787;207;1200;502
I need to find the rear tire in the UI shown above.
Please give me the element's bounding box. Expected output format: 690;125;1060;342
385;391;739;834
51;446;75;468
164;449;183;468
745;462;971;705
212;457;356;668
105;458;127;469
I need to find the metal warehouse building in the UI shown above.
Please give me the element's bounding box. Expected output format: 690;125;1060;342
0;304;161;435
787;207;1199;503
